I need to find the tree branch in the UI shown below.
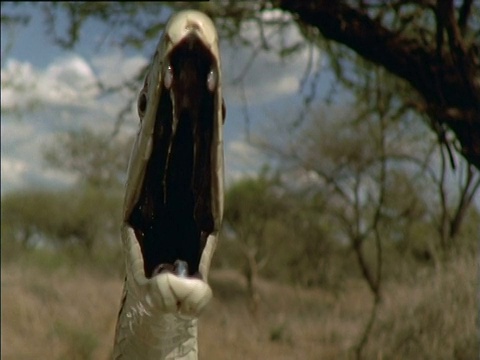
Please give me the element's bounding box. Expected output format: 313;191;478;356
458;0;473;35
278;0;480;170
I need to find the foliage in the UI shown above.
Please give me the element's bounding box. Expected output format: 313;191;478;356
42;127;132;189
1;186;122;255
254;92;479;355
363;254;477;360
223;169;287;308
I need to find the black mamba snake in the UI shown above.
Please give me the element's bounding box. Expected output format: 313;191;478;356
113;10;225;359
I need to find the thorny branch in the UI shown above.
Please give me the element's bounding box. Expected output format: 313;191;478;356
277;0;480;170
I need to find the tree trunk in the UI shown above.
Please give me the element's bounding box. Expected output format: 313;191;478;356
244;248;261;315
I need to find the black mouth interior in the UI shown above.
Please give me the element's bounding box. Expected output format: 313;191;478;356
128;34;216;279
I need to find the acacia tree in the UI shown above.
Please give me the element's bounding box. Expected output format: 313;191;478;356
273;0;480;170
43;127;132;190
0;126;130;254
258;65;479;356
431;146;480;252
223;171;288;312
1;187;122;255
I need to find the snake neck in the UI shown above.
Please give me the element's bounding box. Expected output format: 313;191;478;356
114;286;199;360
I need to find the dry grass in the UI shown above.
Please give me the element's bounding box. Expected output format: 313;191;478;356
364;255;478;360
1;263;121;360
1;252;476;359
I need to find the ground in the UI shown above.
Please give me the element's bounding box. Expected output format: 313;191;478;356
1;250;476;359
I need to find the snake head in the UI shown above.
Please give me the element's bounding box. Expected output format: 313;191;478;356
121;10;225;315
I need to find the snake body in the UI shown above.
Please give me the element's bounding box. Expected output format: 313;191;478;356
113;10;224;359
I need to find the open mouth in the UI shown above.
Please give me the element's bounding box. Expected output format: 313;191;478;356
127;33;217;279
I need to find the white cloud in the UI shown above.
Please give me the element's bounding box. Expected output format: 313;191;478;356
1;157;28;189
0;117;76;193
228;140;259;160
1;55;99;111
91;50;148;88
0;52;143;194
0;60;34;109
224;139;267;185
243;72;299;103
47;56;97;90
221;10;322;106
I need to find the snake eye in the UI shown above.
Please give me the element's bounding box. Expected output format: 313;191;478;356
207;68;217;92
164;64;173;89
137;91;147;119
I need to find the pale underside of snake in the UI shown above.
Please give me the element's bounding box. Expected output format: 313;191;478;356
113;10;225;359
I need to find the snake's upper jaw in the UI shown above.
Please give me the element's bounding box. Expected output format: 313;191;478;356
123;10;224;281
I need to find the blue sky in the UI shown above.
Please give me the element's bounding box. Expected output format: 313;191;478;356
1;4;337;194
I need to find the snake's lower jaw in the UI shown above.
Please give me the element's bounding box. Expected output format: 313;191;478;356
123;224;213;314
146;273;212;316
